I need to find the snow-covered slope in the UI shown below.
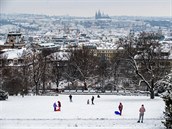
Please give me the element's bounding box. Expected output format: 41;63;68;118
0;95;165;129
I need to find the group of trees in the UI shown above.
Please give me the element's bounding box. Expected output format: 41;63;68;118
0;48;99;95
0;32;171;100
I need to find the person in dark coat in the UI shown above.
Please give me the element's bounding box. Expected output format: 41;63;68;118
91;96;94;105
118;102;123;115
69;94;72;102
87;99;90;104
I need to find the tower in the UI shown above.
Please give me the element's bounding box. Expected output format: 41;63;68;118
4;32;25;49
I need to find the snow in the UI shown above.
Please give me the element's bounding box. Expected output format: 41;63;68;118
50;51;70;61
0;40;5;45
2;48;26;59
0;95;165;129
44;31;55;36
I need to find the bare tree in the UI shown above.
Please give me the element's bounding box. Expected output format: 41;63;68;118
20;50;33;95
31;51;43;95
65;48;98;90
0;54;8;89
111;53;134;91
41;48;54;93
97;55;111;92
2;65;24;95
50;51;69;92
116;32;171;99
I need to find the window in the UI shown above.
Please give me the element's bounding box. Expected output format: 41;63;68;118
13;59;18;65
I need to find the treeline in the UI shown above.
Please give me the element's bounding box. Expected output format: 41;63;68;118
0;32;171;99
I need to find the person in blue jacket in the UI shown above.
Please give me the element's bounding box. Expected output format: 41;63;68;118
53;102;57;111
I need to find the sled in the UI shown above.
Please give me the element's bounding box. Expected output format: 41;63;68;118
56;107;61;111
114;111;121;115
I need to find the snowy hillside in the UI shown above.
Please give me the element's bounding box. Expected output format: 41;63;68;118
0;95;165;129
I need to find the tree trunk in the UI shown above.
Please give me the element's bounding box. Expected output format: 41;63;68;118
34;80;39;95
55;80;59;92
150;79;154;99
36;83;39;95
42;57;46;94
150;87;154;99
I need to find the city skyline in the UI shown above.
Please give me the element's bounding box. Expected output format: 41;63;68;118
0;0;172;17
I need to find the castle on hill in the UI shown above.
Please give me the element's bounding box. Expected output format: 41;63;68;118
95;10;111;19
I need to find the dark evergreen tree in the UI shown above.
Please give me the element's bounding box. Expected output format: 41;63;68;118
162;85;172;129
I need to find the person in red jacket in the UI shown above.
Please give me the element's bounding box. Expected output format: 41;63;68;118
57;101;61;111
118;102;123;115
137;104;146;123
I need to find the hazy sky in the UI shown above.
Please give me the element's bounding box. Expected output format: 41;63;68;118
0;0;172;17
